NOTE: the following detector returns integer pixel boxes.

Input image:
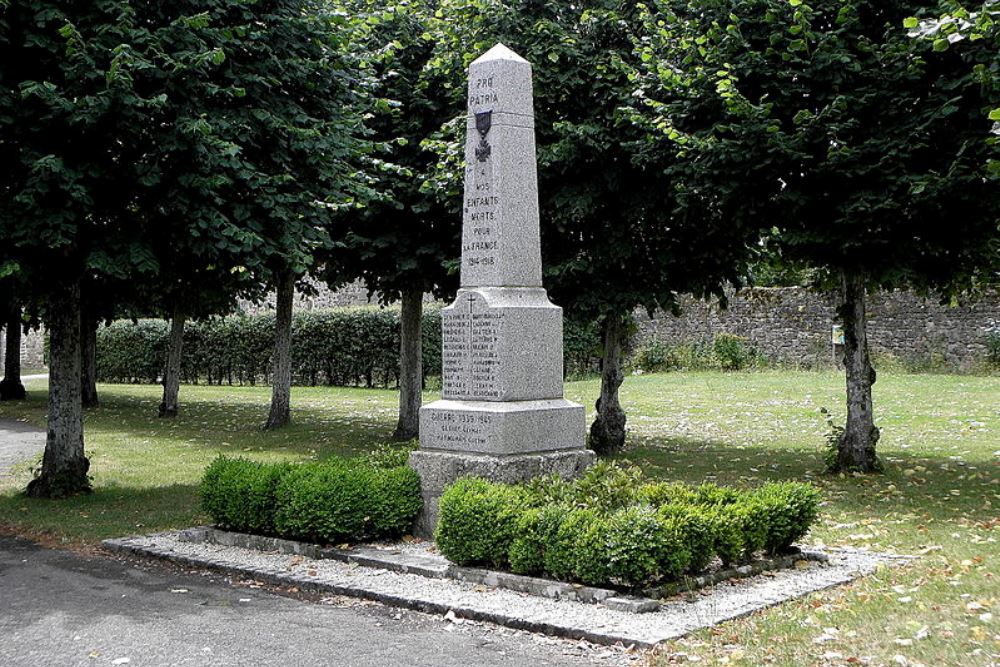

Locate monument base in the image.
[420,398,585,455]
[409,448,595,538]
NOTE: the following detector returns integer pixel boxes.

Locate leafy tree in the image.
[321,0,459,441]
[907,0,1000,175]
[0,0,371,496]
[630,0,1000,471]
[423,0,757,454]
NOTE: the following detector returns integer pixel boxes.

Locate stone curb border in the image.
[173,527,831,615]
[102,534,646,648]
[173,527,661,613]
[102,533,914,649]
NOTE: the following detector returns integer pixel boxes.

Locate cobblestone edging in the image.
[173,527,830,614]
[102,531,911,648]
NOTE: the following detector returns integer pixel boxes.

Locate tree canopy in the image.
[628,0,1000,470]
[0,0,374,495]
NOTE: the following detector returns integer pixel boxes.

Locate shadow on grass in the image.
[0,482,203,543]
[619,435,999,525]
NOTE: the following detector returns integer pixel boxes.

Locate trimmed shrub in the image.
[436,463,822,590]
[637,481,698,507]
[577,506,692,588]
[754,482,822,554]
[509,503,570,576]
[731,499,771,561]
[96,306,601,386]
[200,457,291,535]
[435,477,529,568]
[200,455,421,544]
[368,466,424,536]
[657,504,716,573]
[703,507,745,567]
[544,507,598,581]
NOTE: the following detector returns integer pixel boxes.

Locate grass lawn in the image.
[1,370,998,666]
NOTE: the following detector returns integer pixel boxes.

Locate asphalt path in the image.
[0,420,624,667]
[0,419,45,480]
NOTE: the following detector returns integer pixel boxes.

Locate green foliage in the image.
[632,340,679,373]
[0,0,374,314]
[711,334,761,372]
[657,504,717,573]
[365,441,419,470]
[630,0,1000,299]
[985,324,1000,369]
[436,464,822,589]
[630,335,764,374]
[321,0,459,303]
[435,477,529,568]
[575,505,692,587]
[95,307,599,385]
[563,317,602,378]
[96,320,170,384]
[96,308,442,388]
[200,455,421,543]
[755,482,823,554]
[423,0,757,326]
[819,406,847,471]
[703,507,746,567]
[200,457,292,535]
[543,507,597,581]
[570,461,646,510]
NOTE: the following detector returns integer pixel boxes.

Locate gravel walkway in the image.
[107,531,911,648]
[0,420,45,479]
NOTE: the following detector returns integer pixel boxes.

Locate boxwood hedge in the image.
[436,463,821,591]
[200,453,421,543]
[96,307,601,387]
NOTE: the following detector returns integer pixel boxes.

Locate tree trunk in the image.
[264,270,295,430]
[832,270,880,473]
[26,280,90,498]
[80,310,99,408]
[393,287,423,441]
[589,314,627,455]
[158,307,186,418]
[0,300,25,401]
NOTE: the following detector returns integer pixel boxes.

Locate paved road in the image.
[0,536,626,667]
[0,421,625,666]
[0,419,45,480]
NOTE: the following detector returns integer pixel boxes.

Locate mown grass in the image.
[1,370,997,666]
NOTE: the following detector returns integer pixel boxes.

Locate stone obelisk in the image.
[410,44,593,536]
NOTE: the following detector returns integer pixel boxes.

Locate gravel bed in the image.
[105,531,910,648]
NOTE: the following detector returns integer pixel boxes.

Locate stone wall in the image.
[0,326,46,372]
[634,287,1000,370]
[13,285,998,373]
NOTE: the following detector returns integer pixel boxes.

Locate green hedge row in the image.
[200,450,421,543]
[97,307,601,387]
[435,462,820,590]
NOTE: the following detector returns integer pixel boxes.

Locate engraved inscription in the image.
[464,74,500,272]
[441,293,506,400]
[469,76,498,109]
[427,410,494,448]
[463,168,500,270]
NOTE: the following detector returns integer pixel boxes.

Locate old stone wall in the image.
[635,287,1000,370]
[0,325,46,372]
[14,286,999,373]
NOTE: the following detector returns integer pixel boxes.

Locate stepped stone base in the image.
[420,398,585,455]
[409,448,595,537]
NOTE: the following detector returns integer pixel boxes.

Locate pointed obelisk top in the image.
[472,43,529,66]
[460,44,541,288]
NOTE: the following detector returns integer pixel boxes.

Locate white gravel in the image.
[109,532,909,648]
